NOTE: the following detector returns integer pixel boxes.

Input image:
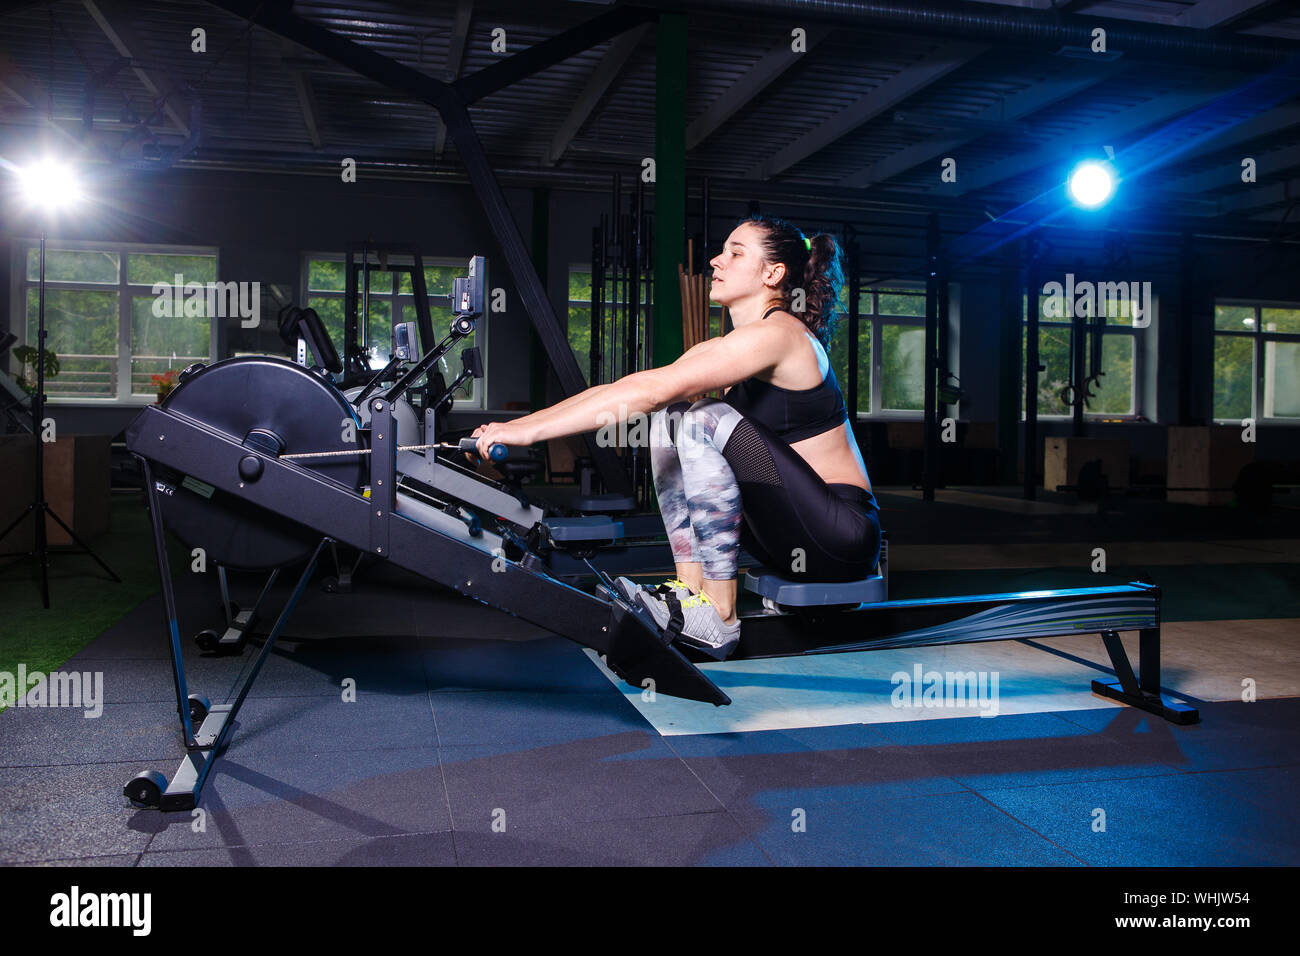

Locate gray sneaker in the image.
[635,589,741,661]
[614,576,695,605]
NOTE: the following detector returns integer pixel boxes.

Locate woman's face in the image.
[709,223,782,308]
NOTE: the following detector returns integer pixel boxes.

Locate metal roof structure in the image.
[1,0,1297,220]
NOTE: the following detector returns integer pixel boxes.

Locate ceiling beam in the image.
[841,58,1127,188]
[81,0,190,135]
[435,0,473,160]
[750,40,988,180]
[0,67,42,110]
[544,23,649,166]
[1147,101,1300,185]
[0,63,86,150]
[281,40,322,148]
[686,25,831,151]
[1215,175,1300,215]
[1166,142,1300,195]
[950,84,1228,196]
[1177,0,1278,29]
[963,1,1055,9]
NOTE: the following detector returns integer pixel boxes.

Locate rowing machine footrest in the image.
[543,516,624,548]
[497,457,543,483]
[743,568,886,607]
[571,493,636,513]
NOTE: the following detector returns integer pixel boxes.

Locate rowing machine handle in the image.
[457,437,509,462]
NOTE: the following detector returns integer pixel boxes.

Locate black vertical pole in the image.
[1024,238,1042,501]
[845,226,860,421]
[1072,260,1086,438]
[34,235,49,608]
[701,177,711,337]
[997,240,1021,485]
[923,214,939,502]
[529,187,550,411]
[590,224,603,386]
[937,248,950,426]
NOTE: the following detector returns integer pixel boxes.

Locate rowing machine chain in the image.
[281,443,456,460]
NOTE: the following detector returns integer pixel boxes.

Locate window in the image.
[1214,302,1300,422]
[13,242,217,402]
[1021,291,1142,419]
[568,267,650,386]
[303,255,480,405]
[566,268,913,417]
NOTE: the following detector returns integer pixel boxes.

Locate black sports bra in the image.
[723,306,849,444]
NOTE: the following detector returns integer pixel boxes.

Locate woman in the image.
[473,215,882,660]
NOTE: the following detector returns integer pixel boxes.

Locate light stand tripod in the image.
[0,234,120,608]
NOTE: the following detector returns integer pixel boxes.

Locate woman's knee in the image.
[651,401,693,446]
[679,399,744,453]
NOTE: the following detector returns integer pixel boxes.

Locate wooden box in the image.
[1167,425,1255,506]
[0,433,111,549]
[0,435,36,563]
[1043,436,1130,492]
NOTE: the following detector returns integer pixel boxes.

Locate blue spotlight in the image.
[1067,160,1116,208]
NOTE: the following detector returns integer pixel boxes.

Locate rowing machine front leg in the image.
[1092,626,1199,725]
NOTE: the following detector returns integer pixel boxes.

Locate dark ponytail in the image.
[739,214,845,348]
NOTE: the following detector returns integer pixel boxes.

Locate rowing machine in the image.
[120,255,1198,812]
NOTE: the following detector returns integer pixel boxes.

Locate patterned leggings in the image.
[649,399,882,582]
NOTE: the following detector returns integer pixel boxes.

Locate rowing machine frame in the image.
[122,369,1198,811]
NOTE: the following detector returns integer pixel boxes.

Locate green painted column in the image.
[529,186,550,412]
[653,11,686,370]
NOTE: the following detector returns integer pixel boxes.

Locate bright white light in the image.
[1068,161,1115,208]
[18,161,83,211]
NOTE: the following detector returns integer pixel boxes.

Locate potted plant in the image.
[150,369,179,403]
[12,344,59,395]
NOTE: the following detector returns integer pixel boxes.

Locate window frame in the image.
[301,252,484,408]
[860,285,927,419]
[1213,298,1300,425]
[10,238,220,405]
[1021,291,1146,422]
[567,263,651,387]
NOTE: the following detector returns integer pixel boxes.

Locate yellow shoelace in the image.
[678,592,713,610]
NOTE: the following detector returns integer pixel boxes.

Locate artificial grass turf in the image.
[0,492,185,712]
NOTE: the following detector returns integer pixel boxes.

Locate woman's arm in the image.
[518,380,613,433]
[474,323,789,454]
[523,371,659,444]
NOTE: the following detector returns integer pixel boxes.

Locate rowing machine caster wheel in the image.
[188,695,210,723]
[195,628,221,652]
[124,770,167,809]
[321,576,339,593]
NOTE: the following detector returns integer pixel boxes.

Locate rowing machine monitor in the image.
[453,255,485,317]
[393,321,418,362]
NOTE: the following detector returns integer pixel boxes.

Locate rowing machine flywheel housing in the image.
[154,356,365,570]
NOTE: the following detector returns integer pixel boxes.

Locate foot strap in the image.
[662,591,686,637]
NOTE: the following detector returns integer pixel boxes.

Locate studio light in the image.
[0,156,117,608]
[17,159,83,212]
[1067,160,1116,209]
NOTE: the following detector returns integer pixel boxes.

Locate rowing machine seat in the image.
[743,568,886,607]
[571,493,636,513]
[544,515,624,547]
